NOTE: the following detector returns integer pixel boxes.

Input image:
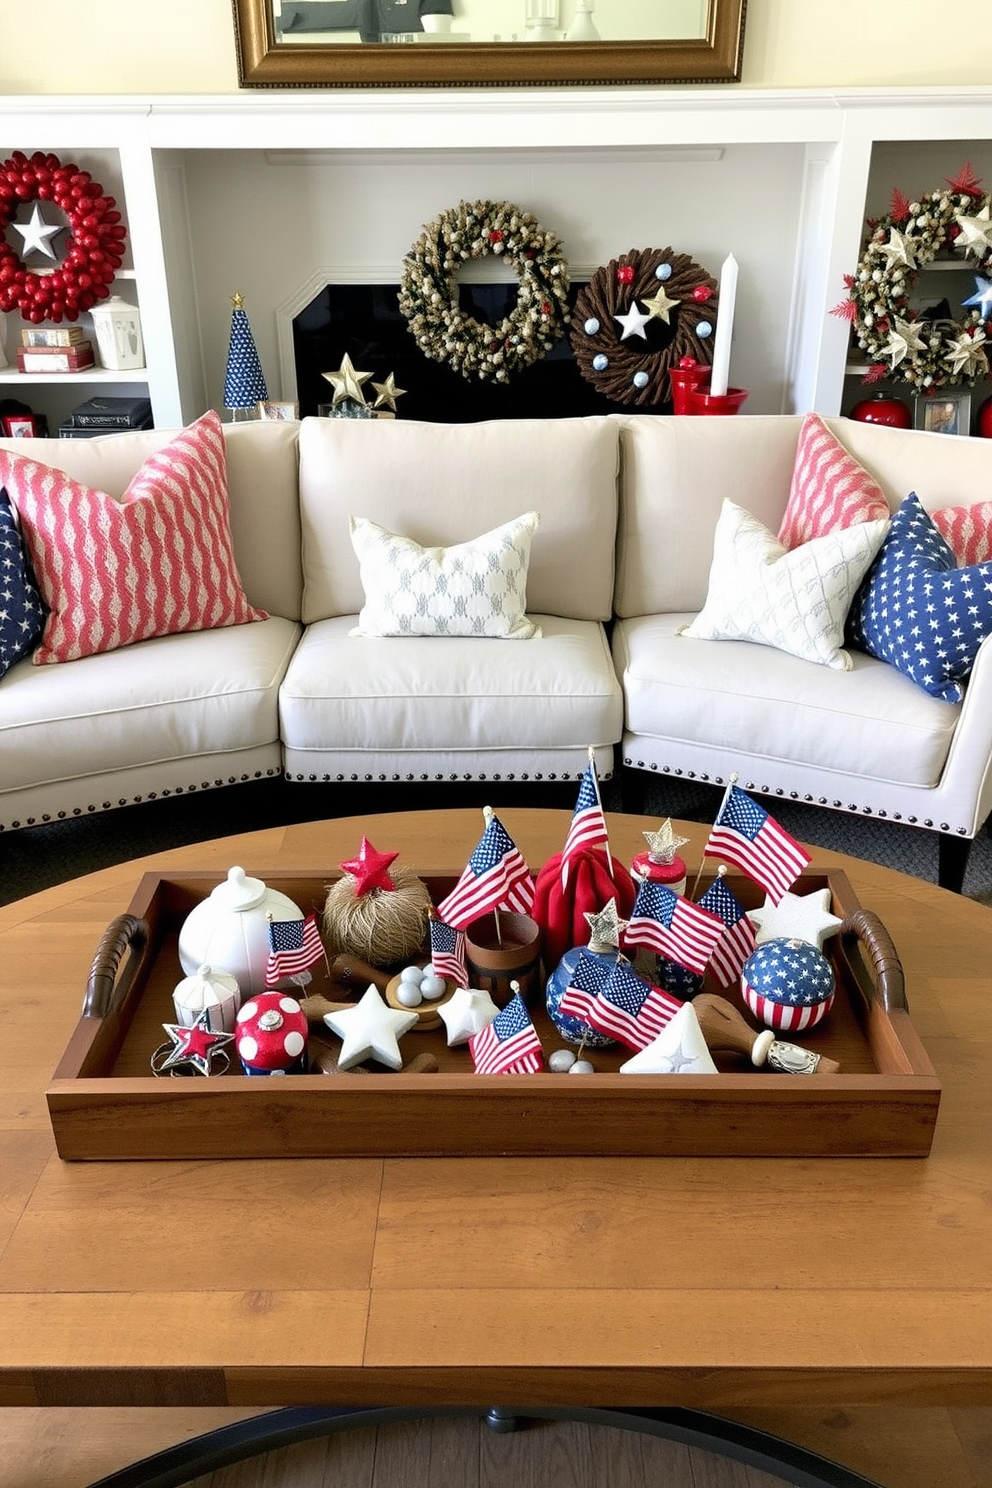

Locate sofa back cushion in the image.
[0,418,303,622]
[298,416,619,624]
[613,415,804,618]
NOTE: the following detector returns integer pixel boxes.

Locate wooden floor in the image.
[2,1408,990,1488]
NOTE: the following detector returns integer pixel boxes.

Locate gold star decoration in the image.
[584,898,628,951]
[642,819,690,865]
[371,372,406,412]
[943,326,989,377]
[230,291,245,310]
[954,201,992,257]
[322,352,374,407]
[876,227,918,271]
[640,286,681,325]
[884,316,928,368]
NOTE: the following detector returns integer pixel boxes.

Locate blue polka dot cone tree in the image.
[224,292,268,414]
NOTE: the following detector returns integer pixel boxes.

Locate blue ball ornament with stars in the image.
[741,937,835,1033]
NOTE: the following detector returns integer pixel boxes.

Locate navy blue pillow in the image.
[849,490,992,703]
[0,485,45,678]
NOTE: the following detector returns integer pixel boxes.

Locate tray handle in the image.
[83,913,149,1019]
[839,908,907,1013]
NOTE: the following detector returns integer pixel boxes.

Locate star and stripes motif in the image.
[704,785,810,905]
[562,954,682,1051]
[625,878,725,974]
[560,758,610,888]
[265,913,324,987]
[437,811,535,931]
[429,914,468,987]
[469,990,544,1074]
[697,874,757,988]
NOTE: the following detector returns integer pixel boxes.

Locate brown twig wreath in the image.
[831,163,992,392]
[0,150,126,322]
[570,247,719,407]
[398,199,570,383]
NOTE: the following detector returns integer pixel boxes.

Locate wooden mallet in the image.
[694,992,841,1075]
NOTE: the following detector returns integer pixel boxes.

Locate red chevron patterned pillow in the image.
[0,411,266,664]
[777,413,890,549]
[930,500,992,567]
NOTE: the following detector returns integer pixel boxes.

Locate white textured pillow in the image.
[678,499,889,671]
[349,511,541,639]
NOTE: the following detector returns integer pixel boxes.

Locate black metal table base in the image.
[86,1405,883,1488]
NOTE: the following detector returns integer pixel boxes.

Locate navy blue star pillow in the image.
[848,490,992,703]
[0,485,46,679]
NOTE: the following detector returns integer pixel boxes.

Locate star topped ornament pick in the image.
[584,898,628,951]
[322,352,374,407]
[613,302,652,341]
[339,837,398,897]
[372,372,406,412]
[323,983,419,1070]
[11,202,63,260]
[642,820,690,866]
[156,1008,234,1076]
[640,285,681,325]
[747,887,844,952]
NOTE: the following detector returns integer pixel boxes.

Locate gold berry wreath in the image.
[570,247,719,407]
[398,199,571,383]
[832,164,992,392]
[0,150,127,322]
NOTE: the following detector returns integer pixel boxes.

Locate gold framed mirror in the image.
[232,0,747,88]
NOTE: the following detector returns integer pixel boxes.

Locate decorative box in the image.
[89,296,145,371]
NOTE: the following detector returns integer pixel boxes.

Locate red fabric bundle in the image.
[532,847,637,973]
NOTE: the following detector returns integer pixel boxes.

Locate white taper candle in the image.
[709,252,739,398]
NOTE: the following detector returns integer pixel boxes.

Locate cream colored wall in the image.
[2,0,992,93]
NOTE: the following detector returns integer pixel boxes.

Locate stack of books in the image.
[17,325,96,373]
[58,396,153,439]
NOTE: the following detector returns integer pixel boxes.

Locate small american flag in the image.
[436,812,535,931]
[561,758,609,888]
[705,785,810,905]
[469,990,543,1074]
[698,874,757,987]
[429,915,468,987]
[558,947,614,1026]
[265,913,323,986]
[583,959,683,1051]
[625,879,725,974]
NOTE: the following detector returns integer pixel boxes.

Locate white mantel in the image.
[2,87,991,428]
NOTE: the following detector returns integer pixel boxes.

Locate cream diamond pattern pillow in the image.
[678,499,889,671]
[349,511,541,639]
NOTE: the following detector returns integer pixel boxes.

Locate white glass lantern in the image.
[90,296,145,371]
[172,964,242,1034]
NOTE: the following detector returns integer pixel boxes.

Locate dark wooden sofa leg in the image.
[938,832,972,894]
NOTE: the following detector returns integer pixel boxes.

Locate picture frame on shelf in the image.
[258,399,299,421]
[1,414,38,438]
[914,391,972,437]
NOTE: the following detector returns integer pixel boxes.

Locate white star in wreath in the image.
[10,203,62,261]
[613,302,652,341]
[943,326,989,377]
[963,275,992,318]
[884,317,928,368]
[954,201,992,257]
[876,227,918,271]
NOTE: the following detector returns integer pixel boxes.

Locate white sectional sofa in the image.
[2,409,992,892]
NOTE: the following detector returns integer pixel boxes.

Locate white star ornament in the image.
[438,985,500,1046]
[877,228,917,271]
[962,275,992,318]
[619,1003,718,1075]
[747,888,844,952]
[613,302,652,341]
[323,984,418,1070]
[11,203,62,260]
[953,202,992,257]
[884,317,928,369]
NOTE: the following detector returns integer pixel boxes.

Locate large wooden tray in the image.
[46,867,941,1160]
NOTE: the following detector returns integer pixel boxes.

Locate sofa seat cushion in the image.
[0,616,301,796]
[279,614,623,775]
[614,614,959,789]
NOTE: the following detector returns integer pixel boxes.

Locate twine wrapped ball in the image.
[571,246,719,407]
[322,864,432,968]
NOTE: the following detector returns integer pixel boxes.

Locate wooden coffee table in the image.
[1,809,990,1486]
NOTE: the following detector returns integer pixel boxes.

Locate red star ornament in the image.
[339,837,399,896]
[159,1009,234,1076]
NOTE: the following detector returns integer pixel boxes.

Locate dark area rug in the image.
[2,771,990,909]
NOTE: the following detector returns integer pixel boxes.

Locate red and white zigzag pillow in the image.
[777,413,890,549]
[778,411,992,566]
[0,410,266,664]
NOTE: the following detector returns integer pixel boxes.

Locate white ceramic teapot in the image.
[177,866,305,998]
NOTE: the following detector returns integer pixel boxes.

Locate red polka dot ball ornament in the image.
[236,992,309,1075]
[0,150,126,321]
[740,937,836,1033]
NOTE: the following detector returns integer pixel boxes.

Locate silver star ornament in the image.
[953,201,992,257]
[962,275,992,318]
[884,317,928,368]
[584,898,628,950]
[943,327,988,377]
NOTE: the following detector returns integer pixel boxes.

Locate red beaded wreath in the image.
[0,150,127,322]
